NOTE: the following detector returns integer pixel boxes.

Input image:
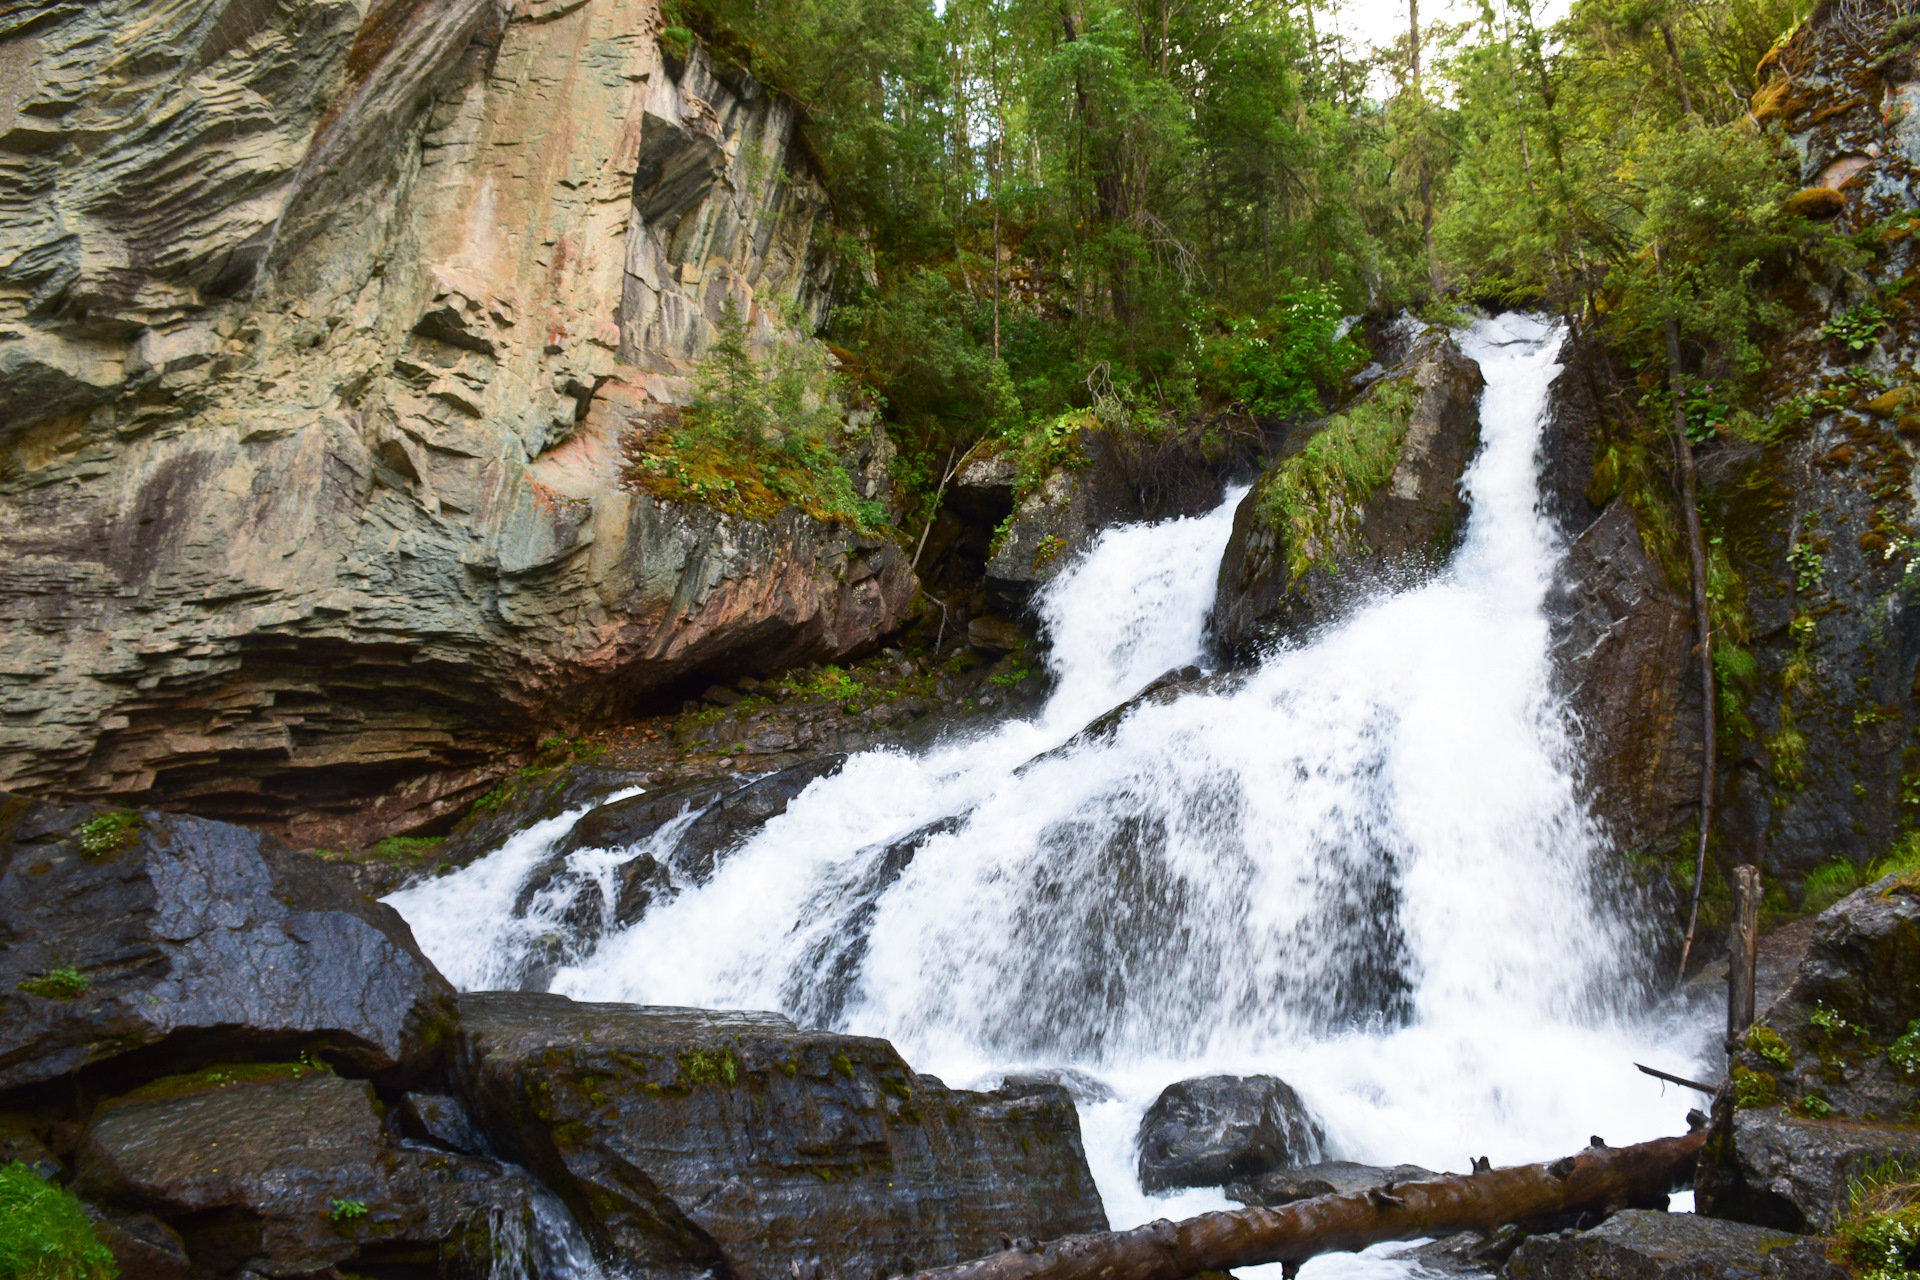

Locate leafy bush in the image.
[0,1162,117,1280]
[1839,1161,1920,1280]
[1200,289,1364,418]
[1824,301,1889,354]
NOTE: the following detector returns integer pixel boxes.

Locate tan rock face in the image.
[0,0,914,846]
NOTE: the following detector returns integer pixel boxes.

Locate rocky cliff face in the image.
[1552,0,1920,892]
[0,0,913,848]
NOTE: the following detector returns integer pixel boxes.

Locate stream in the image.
[390,313,1717,1277]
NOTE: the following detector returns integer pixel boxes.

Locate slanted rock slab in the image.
[1211,325,1485,651]
[450,991,1108,1280]
[1227,1160,1435,1206]
[0,795,456,1091]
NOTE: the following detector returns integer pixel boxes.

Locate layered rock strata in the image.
[0,0,912,848]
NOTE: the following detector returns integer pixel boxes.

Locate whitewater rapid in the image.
[390,314,1712,1260]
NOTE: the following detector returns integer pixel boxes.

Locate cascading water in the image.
[391,314,1713,1263]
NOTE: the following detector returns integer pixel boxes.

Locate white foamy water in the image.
[392,314,1713,1255]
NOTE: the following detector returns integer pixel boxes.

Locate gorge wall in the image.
[0,0,914,849]
[1549,0,1920,909]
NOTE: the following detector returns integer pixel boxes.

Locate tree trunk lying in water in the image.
[907,1131,1707,1280]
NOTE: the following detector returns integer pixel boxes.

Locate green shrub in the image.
[1888,1022,1920,1076]
[0,1162,118,1280]
[1199,288,1364,418]
[1838,1161,1920,1280]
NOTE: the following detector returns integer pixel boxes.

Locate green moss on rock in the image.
[1255,378,1418,581]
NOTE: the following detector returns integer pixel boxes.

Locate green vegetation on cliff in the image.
[0,1162,117,1280]
[1257,377,1419,580]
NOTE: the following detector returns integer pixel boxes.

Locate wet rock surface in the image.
[1135,1073,1325,1192]
[0,794,455,1092]
[451,991,1108,1280]
[1700,877,1920,1229]
[1506,1210,1840,1280]
[1225,1160,1436,1206]
[1211,325,1485,652]
[0,1,911,848]
[75,1067,536,1280]
[967,416,1287,602]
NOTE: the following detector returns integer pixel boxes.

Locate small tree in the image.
[688,296,775,457]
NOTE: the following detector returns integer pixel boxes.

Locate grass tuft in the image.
[0,1161,118,1280]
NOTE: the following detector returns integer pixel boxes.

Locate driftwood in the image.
[1729,864,1763,1042]
[908,1131,1707,1280]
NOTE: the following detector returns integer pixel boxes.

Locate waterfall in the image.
[390,314,1711,1254]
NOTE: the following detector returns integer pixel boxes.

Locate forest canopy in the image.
[661,0,1821,517]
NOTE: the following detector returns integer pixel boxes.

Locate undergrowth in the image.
[625,297,886,531]
[1837,1159,1920,1280]
[0,1162,118,1280]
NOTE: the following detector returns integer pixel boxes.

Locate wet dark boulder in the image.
[1699,877,1920,1229]
[1225,1160,1435,1207]
[1211,325,1485,652]
[74,1066,537,1280]
[1135,1073,1325,1192]
[552,778,737,860]
[1506,1209,1840,1280]
[0,795,456,1092]
[1699,1105,1920,1233]
[450,991,1107,1280]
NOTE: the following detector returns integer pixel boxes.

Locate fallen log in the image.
[909,1130,1707,1280]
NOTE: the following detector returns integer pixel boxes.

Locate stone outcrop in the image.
[1210,326,1484,652]
[949,415,1286,603]
[1505,1209,1841,1280]
[1699,874,1920,1230]
[2,797,1112,1280]
[0,0,913,849]
[0,793,455,1092]
[451,991,1109,1280]
[1134,1073,1324,1193]
[75,1067,537,1280]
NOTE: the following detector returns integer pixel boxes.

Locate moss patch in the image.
[117,1058,332,1105]
[1255,377,1418,581]
[15,969,88,1001]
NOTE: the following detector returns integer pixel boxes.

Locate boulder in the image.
[1698,1105,1920,1233]
[1211,325,1484,652]
[450,992,1108,1280]
[1506,1210,1842,1280]
[1134,1074,1325,1192]
[1225,1160,1435,1207]
[1699,876,1920,1229]
[74,1066,539,1280]
[666,755,849,885]
[0,796,456,1092]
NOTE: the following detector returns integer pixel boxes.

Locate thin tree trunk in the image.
[1661,21,1697,118]
[903,1133,1706,1280]
[1410,0,1442,297]
[1666,307,1718,980]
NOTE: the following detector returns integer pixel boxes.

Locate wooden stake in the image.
[900,1132,1706,1280]
[1728,863,1761,1042]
